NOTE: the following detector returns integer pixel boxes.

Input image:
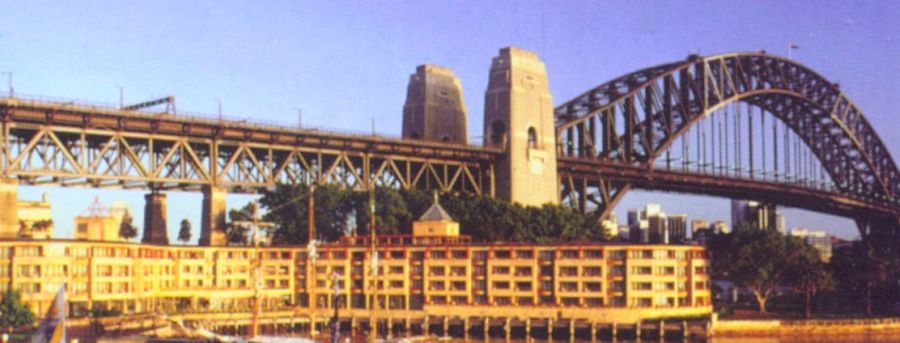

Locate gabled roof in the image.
[419,202,454,221]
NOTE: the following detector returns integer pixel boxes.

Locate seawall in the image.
[713,317,900,337]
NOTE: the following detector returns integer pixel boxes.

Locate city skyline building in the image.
[791,228,834,262]
[628,204,688,244]
[668,214,688,244]
[731,200,780,231]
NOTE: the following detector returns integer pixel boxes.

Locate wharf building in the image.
[0,202,712,329]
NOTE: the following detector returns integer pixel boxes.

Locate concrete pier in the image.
[142,192,169,244]
[200,186,227,246]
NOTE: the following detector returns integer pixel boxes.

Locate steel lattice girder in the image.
[0,100,499,194]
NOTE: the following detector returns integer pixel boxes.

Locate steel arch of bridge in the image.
[555,52,900,224]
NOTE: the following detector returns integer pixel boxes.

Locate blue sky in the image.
[1,1,898,241]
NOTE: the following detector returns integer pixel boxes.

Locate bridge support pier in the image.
[0,178,17,239]
[200,186,227,246]
[142,192,169,244]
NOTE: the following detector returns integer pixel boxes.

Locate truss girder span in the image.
[0,100,498,195]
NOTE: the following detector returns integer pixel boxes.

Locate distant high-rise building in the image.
[648,213,669,244]
[691,219,710,238]
[628,207,649,243]
[668,214,688,244]
[775,213,786,234]
[712,221,730,234]
[791,228,833,262]
[601,213,619,239]
[617,225,630,241]
[628,204,664,243]
[731,200,778,231]
[628,204,685,244]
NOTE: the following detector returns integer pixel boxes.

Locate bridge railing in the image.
[0,94,491,150]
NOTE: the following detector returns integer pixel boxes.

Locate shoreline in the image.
[713,316,900,337]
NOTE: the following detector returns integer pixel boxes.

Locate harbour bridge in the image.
[0,48,896,244]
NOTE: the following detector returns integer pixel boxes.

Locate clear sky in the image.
[1,0,898,242]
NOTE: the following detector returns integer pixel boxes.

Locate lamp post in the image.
[116,85,123,108]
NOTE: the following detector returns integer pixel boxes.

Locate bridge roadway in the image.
[558,157,897,220]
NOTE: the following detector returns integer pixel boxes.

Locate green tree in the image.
[226,203,254,246]
[709,224,793,313]
[785,240,832,318]
[0,289,34,332]
[258,183,607,245]
[178,218,192,244]
[830,241,894,316]
[259,184,354,245]
[118,210,138,240]
[354,188,414,236]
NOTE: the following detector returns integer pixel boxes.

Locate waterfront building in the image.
[74,198,126,242]
[790,228,833,262]
[3,203,712,325]
[648,214,668,244]
[17,193,53,239]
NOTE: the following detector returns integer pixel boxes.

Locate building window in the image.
[490,121,507,146]
[527,127,538,148]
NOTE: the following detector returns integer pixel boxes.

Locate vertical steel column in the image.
[773,115,779,180]
[624,97,635,162]
[645,86,655,159]
[664,76,673,169]
[602,108,615,158]
[748,104,754,179]
[761,108,766,176]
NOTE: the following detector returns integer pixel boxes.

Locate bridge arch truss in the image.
[555,53,900,231]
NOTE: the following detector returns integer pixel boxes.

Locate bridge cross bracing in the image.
[0,97,498,194]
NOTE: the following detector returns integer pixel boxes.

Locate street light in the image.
[215,98,223,122]
[116,85,123,108]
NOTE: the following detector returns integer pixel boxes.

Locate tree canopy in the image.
[709,223,830,314]
[254,184,607,245]
[178,218,192,244]
[118,211,138,240]
[829,240,897,316]
[0,289,34,330]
